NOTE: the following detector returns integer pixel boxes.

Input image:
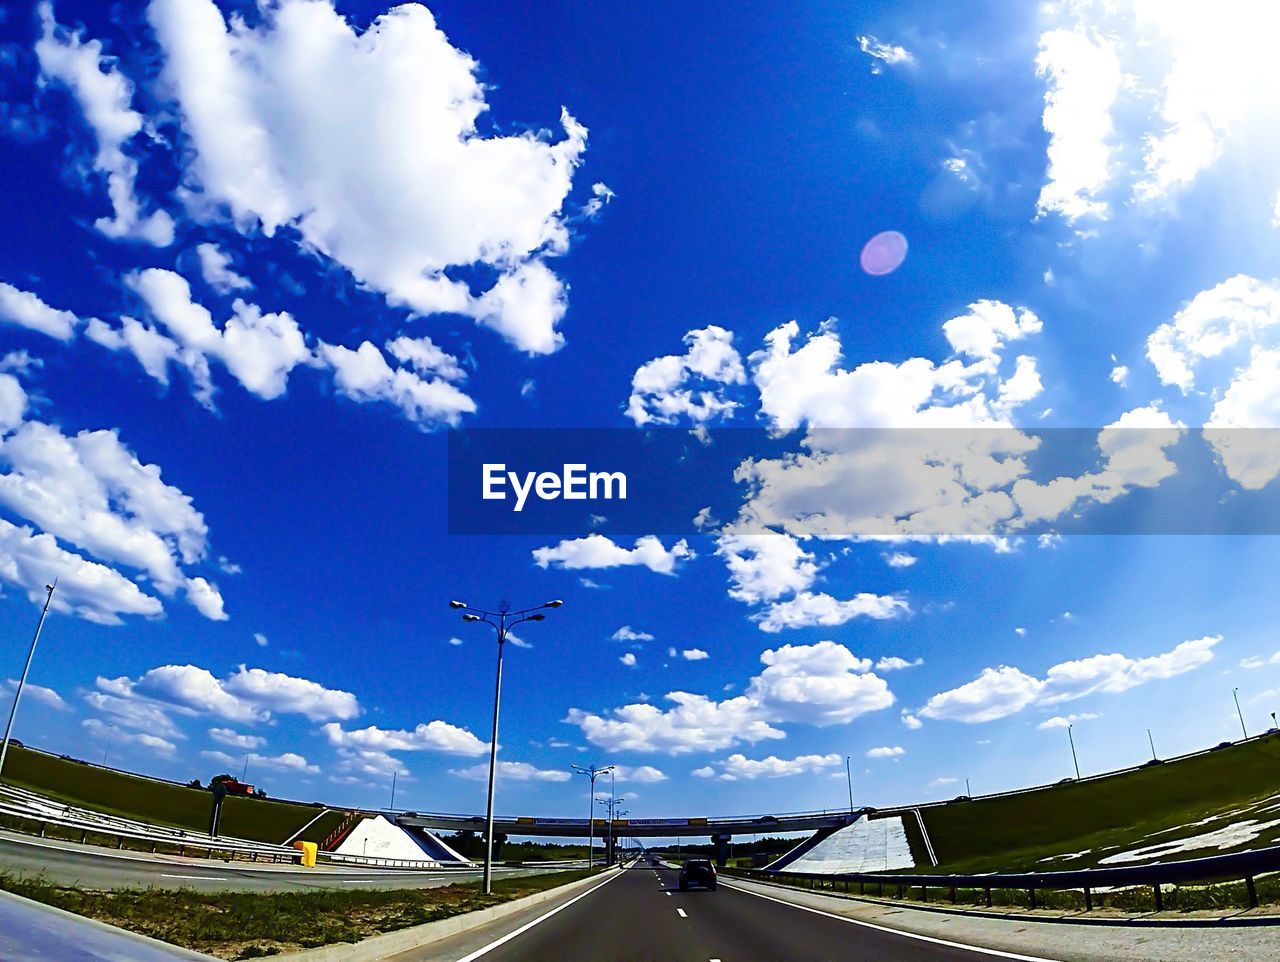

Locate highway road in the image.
[415,863,1061,962]
[0,832,545,892]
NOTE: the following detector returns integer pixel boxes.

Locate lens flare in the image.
[859,230,909,276]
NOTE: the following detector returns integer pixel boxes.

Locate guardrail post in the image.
[1153,884,1163,911]
[985,887,992,907]
[117,835,124,849]
[1084,887,1092,911]
[1029,887,1037,909]
[897,882,904,899]
[949,885,957,904]
[38,822,46,838]
[920,884,928,902]
[859,881,865,895]
[1246,875,1258,909]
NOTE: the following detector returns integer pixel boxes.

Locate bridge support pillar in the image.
[489,833,507,861]
[712,833,731,867]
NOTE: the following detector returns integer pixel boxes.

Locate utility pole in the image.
[452,598,562,895]
[845,755,854,813]
[1233,688,1248,739]
[1147,728,1157,761]
[1067,724,1081,780]
[0,582,56,780]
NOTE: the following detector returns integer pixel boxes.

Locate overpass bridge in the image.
[395,808,869,865]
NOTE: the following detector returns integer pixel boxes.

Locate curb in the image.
[279,868,621,961]
[720,874,1280,929]
[0,888,218,960]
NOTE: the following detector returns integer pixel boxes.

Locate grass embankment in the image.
[916,732,1280,873]
[726,868,1280,914]
[0,869,592,960]
[1,745,344,844]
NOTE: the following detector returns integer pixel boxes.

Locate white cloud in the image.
[208,727,265,750]
[36,4,174,246]
[83,718,177,756]
[1034,27,1121,223]
[856,35,914,74]
[318,339,474,429]
[184,576,226,621]
[532,534,694,575]
[566,640,893,754]
[450,760,569,782]
[752,590,909,633]
[253,632,268,647]
[900,710,923,730]
[920,635,1220,723]
[876,656,923,672]
[611,765,668,783]
[0,372,26,436]
[148,0,589,354]
[1,678,69,712]
[681,649,709,661]
[713,752,842,780]
[1110,364,1129,386]
[883,552,917,569]
[196,243,252,293]
[248,751,318,774]
[100,664,360,727]
[321,720,487,757]
[626,326,746,427]
[866,745,905,759]
[716,533,817,605]
[612,626,654,642]
[620,652,637,667]
[0,283,80,340]
[1037,713,1100,730]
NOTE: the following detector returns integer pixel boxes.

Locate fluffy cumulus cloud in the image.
[36,4,174,245]
[92,664,360,733]
[857,35,914,74]
[721,752,842,780]
[320,720,488,757]
[449,760,570,782]
[0,283,80,340]
[2,678,69,712]
[147,0,590,355]
[611,764,668,783]
[1034,0,1280,227]
[1037,713,1100,730]
[196,243,252,294]
[318,338,474,429]
[532,534,694,575]
[919,635,1220,723]
[83,717,177,756]
[866,745,905,759]
[208,727,265,750]
[0,406,225,623]
[565,640,893,753]
[752,591,908,633]
[612,626,654,642]
[625,326,746,427]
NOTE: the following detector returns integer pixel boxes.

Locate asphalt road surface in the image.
[435,863,1061,962]
[0,832,543,892]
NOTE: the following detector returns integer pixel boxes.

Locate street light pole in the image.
[390,768,398,811]
[844,755,854,813]
[1067,724,1081,780]
[0,582,56,780]
[102,724,115,767]
[608,769,615,865]
[452,598,563,895]
[573,763,613,872]
[1233,688,1248,739]
[1147,728,1157,761]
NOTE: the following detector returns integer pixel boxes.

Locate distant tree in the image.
[209,773,235,788]
[253,787,267,798]
[186,779,203,790]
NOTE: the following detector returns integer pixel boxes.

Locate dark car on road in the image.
[679,857,717,891]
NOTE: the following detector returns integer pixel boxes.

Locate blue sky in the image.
[3,0,1280,825]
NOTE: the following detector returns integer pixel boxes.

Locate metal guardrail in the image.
[725,844,1280,911]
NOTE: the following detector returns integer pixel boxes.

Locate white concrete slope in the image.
[782,815,915,874]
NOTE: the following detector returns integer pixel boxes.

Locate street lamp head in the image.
[527,613,545,622]
[544,599,564,608]
[449,600,467,609]
[462,613,482,622]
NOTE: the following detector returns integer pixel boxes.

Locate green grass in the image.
[1,745,345,845]
[0,868,592,960]
[912,732,1280,873]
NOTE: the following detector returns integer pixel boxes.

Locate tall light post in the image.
[1147,728,1158,761]
[1067,724,1081,780]
[102,724,115,767]
[389,767,398,811]
[573,763,613,872]
[1233,687,1248,739]
[844,755,854,814]
[609,769,616,864]
[0,582,56,780]
[453,598,563,895]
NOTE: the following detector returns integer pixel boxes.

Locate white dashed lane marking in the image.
[676,908,688,918]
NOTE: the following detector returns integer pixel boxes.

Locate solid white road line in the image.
[720,881,1061,962]
[453,870,624,962]
[160,874,228,881]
